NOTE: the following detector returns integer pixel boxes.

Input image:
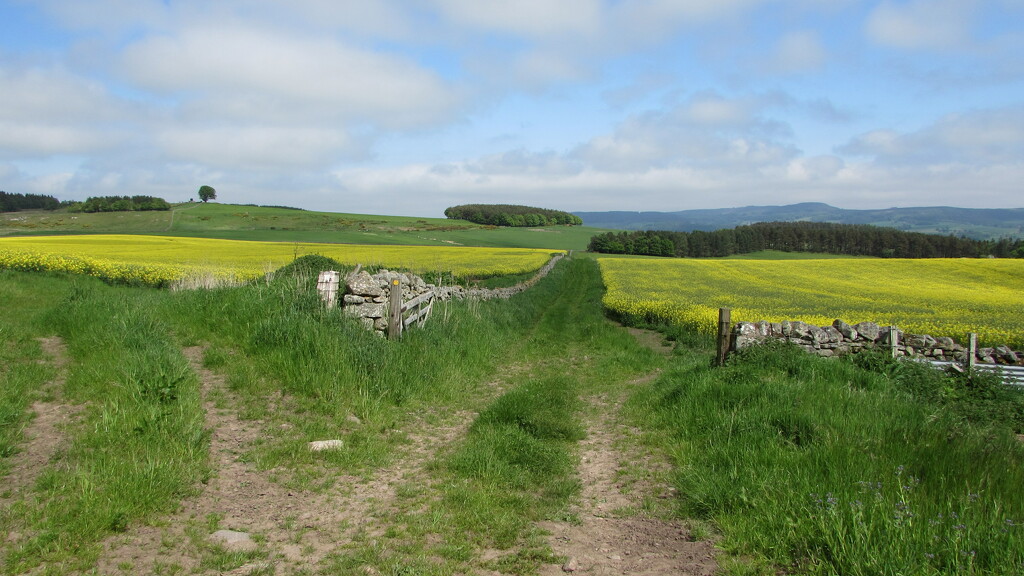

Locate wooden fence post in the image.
[968,333,977,372]
[388,278,402,340]
[316,270,340,308]
[716,308,732,367]
[889,326,899,358]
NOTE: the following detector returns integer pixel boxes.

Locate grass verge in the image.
[628,338,1024,575]
[3,280,208,574]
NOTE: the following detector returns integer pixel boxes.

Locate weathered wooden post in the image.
[968,333,977,372]
[716,308,731,367]
[316,270,340,308]
[388,278,403,340]
[889,326,899,358]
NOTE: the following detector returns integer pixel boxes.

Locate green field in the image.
[2,207,1023,575]
[2,259,1022,575]
[0,203,607,250]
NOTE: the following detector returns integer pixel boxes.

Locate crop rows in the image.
[0,235,558,288]
[599,257,1024,347]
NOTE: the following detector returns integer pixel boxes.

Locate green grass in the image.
[2,280,209,574]
[627,338,1024,575]
[4,248,1024,575]
[0,255,654,574]
[2,203,609,250]
[0,272,66,474]
[325,258,663,574]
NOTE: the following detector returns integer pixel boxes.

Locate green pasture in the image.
[1,203,607,251]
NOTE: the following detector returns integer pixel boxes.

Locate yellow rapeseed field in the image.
[0,235,558,288]
[599,257,1024,347]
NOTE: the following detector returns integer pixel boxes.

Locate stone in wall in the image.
[732,318,1023,367]
[346,270,382,297]
[833,319,858,341]
[854,322,881,341]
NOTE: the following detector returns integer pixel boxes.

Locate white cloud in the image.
[156,126,360,169]
[768,31,827,74]
[866,0,977,50]
[318,101,1024,214]
[120,25,459,129]
[5,0,1022,215]
[32,0,169,32]
[611,0,769,32]
[0,65,128,157]
[839,106,1024,164]
[785,155,845,181]
[433,0,603,38]
[679,92,756,125]
[462,149,583,177]
[571,92,796,172]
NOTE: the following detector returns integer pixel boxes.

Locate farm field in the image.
[0,202,607,251]
[1,253,1022,575]
[599,256,1024,347]
[0,234,560,287]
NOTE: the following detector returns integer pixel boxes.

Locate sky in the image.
[1,0,1022,217]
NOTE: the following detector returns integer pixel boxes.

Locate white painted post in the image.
[316,271,341,308]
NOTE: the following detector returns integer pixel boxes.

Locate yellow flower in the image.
[598,257,1024,348]
[0,235,560,289]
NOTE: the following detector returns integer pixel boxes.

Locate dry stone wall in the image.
[732,319,1023,367]
[338,253,565,337]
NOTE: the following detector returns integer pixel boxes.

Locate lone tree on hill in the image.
[198,185,216,202]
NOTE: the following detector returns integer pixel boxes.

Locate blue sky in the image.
[1,0,1022,217]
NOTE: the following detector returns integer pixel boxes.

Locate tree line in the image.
[588,221,1024,259]
[444,204,583,227]
[67,196,171,213]
[0,191,61,212]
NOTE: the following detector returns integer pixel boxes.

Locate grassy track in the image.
[1,276,208,574]
[0,258,662,574]
[0,273,67,474]
[324,257,666,573]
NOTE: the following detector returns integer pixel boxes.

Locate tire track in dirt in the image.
[93,346,494,575]
[95,346,366,574]
[538,328,717,576]
[2,337,76,508]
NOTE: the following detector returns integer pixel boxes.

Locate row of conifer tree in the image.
[587,221,1024,258]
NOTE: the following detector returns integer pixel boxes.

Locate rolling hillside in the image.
[0,202,606,251]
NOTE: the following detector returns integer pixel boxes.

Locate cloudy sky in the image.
[1,1,1022,217]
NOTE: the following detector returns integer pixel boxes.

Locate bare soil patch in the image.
[86,325,714,575]
[624,326,675,358]
[535,325,716,575]
[538,381,716,576]
[93,346,488,575]
[2,337,76,502]
[94,346,369,574]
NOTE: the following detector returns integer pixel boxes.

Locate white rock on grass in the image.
[209,529,257,552]
[308,439,344,452]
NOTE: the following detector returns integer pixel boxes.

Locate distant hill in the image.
[574,203,1024,240]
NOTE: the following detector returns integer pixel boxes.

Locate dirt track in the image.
[6,330,717,575]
